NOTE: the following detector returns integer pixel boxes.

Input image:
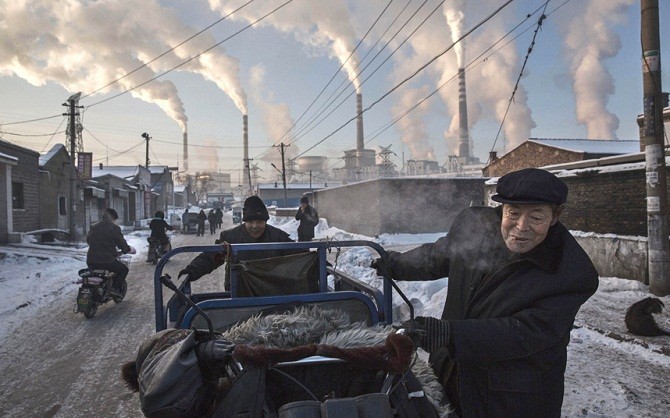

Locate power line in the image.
[85,0,294,109]
[81,1,255,100]
[296,0,514,159]
[0,114,63,126]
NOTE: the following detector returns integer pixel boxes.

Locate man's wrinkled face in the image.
[244,220,267,238]
[500,203,562,253]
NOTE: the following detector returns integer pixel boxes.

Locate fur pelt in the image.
[222,305,449,415]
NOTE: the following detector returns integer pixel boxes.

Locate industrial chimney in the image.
[243,114,250,194]
[356,93,364,167]
[457,68,470,162]
[183,130,189,172]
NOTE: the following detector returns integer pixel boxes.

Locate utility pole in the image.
[244,158,253,196]
[641,0,669,296]
[63,93,81,241]
[142,133,151,168]
[273,143,289,207]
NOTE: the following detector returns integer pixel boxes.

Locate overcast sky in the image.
[1,0,668,183]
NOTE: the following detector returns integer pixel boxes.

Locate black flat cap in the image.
[491,168,567,205]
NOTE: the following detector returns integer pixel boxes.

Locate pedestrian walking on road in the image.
[196,210,207,236]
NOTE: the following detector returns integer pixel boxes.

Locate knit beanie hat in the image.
[243,196,269,222]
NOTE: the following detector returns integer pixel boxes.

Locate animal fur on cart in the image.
[122,305,450,417]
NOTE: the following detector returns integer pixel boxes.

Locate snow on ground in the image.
[1,216,669,416]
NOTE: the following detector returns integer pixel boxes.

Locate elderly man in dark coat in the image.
[373,168,599,417]
[179,196,297,289]
[295,195,319,242]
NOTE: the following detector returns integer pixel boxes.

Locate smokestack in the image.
[243,114,250,193]
[457,68,470,161]
[183,130,189,172]
[356,93,364,167]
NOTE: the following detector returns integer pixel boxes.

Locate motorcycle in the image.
[147,236,171,265]
[74,254,130,319]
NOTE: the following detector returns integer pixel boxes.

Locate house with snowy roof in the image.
[483,138,640,177]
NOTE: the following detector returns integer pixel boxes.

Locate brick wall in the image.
[484,142,583,177]
[0,141,40,232]
[485,168,651,236]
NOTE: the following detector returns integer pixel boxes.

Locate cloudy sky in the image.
[0,0,668,183]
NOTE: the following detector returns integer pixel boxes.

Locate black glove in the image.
[178,268,195,282]
[400,316,450,353]
[195,338,235,364]
[370,257,385,276]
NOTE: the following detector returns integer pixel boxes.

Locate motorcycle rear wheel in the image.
[113,280,127,303]
[83,304,98,319]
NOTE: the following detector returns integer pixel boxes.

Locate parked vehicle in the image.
[232,206,242,224]
[74,254,130,319]
[147,236,171,265]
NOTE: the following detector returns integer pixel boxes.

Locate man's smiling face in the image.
[500,203,561,253]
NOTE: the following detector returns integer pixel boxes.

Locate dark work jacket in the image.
[182,223,297,287]
[385,206,599,418]
[86,217,132,264]
[295,205,319,241]
[149,218,173,245]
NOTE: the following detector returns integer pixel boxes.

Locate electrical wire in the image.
[295,0,514,159]
[85,0,294,110]
[81,0,255,100]
[0,114,64,126]
[488,1,549,162]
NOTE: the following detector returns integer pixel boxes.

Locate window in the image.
[12,182,24,209]
[59,196,67,216]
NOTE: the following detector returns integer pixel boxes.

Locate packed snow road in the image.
[0,217,233,417]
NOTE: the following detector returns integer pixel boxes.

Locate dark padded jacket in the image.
[295,205,319,241]
[86,217,132,264]
[181,223,297,285]
[150,218,173,245]
[384,206,599,417]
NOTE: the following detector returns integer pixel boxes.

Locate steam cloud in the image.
[558,0,634,139]
[0,0,248,132]
[249,65,299,170]
[209,0,362,93]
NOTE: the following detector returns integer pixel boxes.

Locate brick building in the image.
[0,139,40,240]
[483,138,639,177]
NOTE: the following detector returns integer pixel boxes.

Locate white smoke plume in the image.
[391,86,435,161]
[248,65,299,171]
[557,0,634,139]
[0,0,248,131]
[445,1,466,68]
[208,0,362,93]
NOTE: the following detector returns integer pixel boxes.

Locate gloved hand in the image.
[178,267,195,282]
[399,316,450,353]
[370,257,386,276]
[195,338,235,365]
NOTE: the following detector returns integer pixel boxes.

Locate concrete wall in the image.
[574,233,647,283]
[312,177,486,236]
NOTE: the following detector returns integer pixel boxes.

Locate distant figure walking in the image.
[196,210,207,236]
[215,207,223,229]
[295,196,319,242]
[208,209,217,235]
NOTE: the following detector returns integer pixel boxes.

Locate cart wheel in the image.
[83,304,98,319]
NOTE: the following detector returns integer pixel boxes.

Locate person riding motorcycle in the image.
[149,210,174,255]
[86,208,136,298]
